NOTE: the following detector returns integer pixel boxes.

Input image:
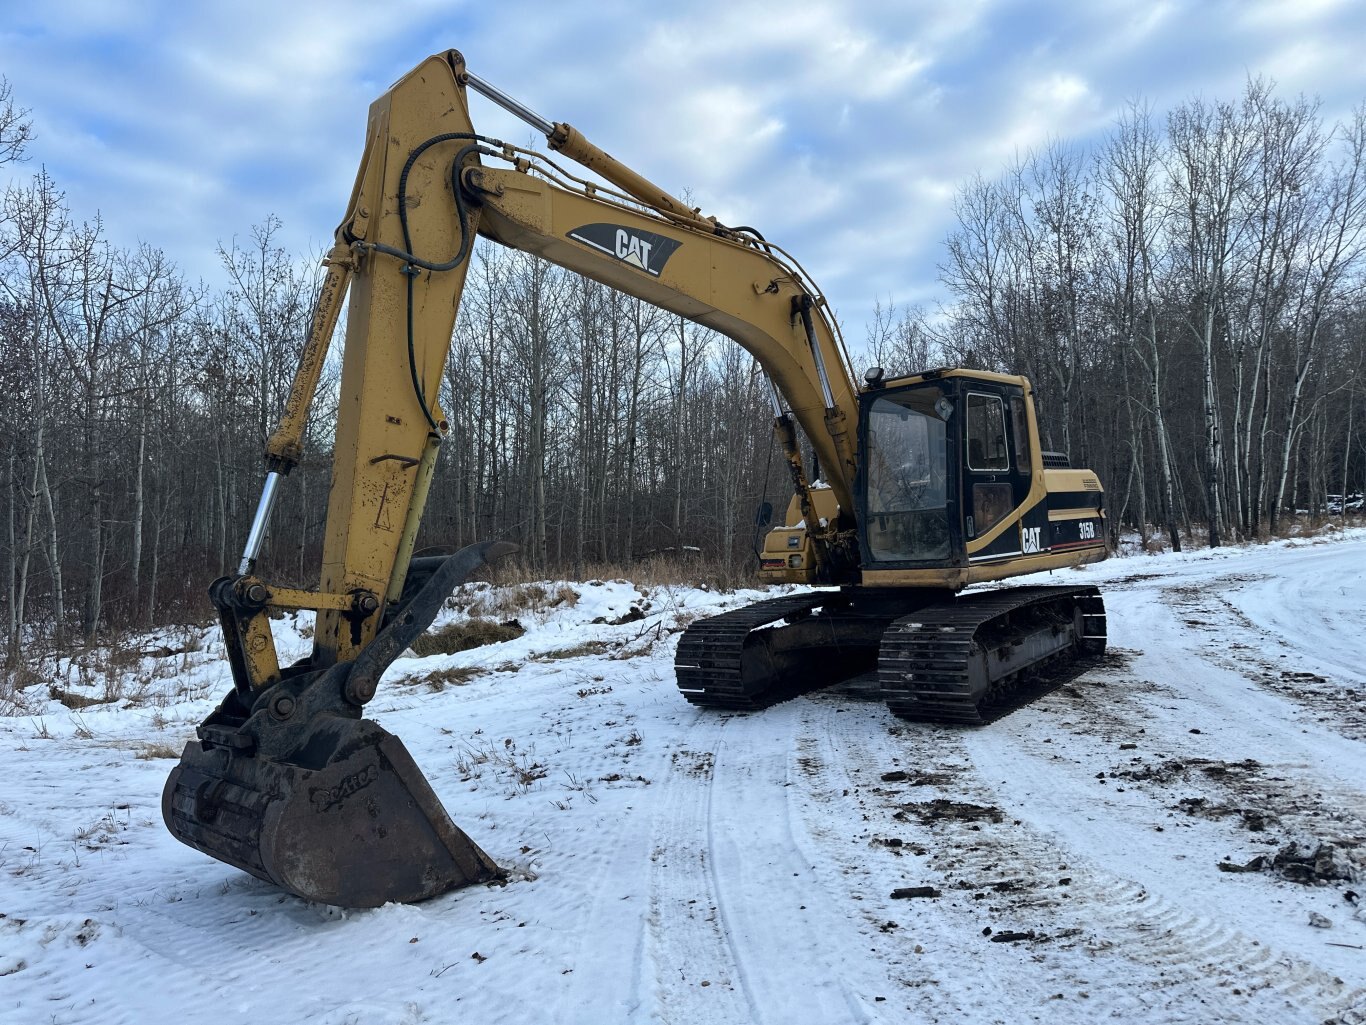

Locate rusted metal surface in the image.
[164,717,500,907]
[164,542,514,907]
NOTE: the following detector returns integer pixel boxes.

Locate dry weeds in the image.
[411,618,526,657]
[135,742,184,760]
[538,640,612,661]
[418,666,482,691]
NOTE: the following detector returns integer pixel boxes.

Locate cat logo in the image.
[1022,526,1042,554]
[567,222,682,277]
[615,229,652,269]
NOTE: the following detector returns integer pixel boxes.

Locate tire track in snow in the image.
[961,719,1366,1020]
[787,689,1366,1024]
[641,710,756,1024]
[643,703,888,1024]
[1160,569,1366,743]
[793,697,1103,1024]
[703,703,878,1024]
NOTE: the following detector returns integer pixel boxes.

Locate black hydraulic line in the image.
[718,223,774,254]
[360,133,492,270]
[794,294,836,410]
[371,135,490,432]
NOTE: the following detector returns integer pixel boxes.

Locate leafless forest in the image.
[2,76,1364,663]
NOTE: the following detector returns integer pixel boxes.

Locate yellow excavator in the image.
[163,50,1108,907]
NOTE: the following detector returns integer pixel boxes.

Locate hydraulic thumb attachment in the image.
[162,541,516,908]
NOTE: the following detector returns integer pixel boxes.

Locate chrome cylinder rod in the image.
[797,299,837,410]
[765,374,785,418]
[466,71,554,137]
[238,471,282,576]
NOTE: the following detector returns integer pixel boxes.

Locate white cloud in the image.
[1237,0,1352,28]
[3,0,1366,338]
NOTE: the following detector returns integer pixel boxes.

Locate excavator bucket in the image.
[162,714,499,907]
[162,542,514,907]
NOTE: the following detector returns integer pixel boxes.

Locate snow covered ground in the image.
[2,532,1365,1025]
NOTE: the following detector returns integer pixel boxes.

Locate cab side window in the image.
[1010,395,1031,474]
[966,393,1008,471]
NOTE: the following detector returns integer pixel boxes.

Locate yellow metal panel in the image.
[861,544,1106,589]
[315,54,483,664]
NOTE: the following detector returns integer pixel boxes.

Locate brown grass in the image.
[421,666,482,691]
[411,618,526,657]
[485,556,755,593]
[538,640,612,661]
[49,686,108,710]
[136,742,184,760]
[458,582,583,618]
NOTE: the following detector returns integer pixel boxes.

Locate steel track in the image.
[674,585,1106,724]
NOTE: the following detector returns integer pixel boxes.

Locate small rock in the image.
[891,886,941,899]
[989,930,1038,943]
[881,770,909,782]
[1274,841,1351,884]
[1217,855,1268,873]
[1308,912,1332,929]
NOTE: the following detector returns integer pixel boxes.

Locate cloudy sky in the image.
[3,0,1366,341]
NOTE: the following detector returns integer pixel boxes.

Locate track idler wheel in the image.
[162,541,515,907]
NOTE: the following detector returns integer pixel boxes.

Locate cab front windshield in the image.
[864,388,950,562]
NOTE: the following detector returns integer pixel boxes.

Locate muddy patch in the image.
[879,769,956,787]
[1110,754,1365,885]
[1110,756,1263,786]
[670,749,715,779]
[1218,841,1356,885]
[897,800,1005,825]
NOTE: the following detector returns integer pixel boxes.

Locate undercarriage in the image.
[675,585,1106,724]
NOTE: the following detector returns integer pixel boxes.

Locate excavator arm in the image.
[255,50,862,670]
[163,49,867,907]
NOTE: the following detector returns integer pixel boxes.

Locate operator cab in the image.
[856,370,1036,571]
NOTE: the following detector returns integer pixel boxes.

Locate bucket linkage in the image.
[162,542,514,907]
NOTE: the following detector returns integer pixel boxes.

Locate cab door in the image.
[961,386,1031,560]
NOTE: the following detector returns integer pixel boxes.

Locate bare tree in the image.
[0,77,32,167]
[1099,99,1183,550]
[1269,105,1366,531]
[863,298,934,375]
[1164,87,1261,546]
